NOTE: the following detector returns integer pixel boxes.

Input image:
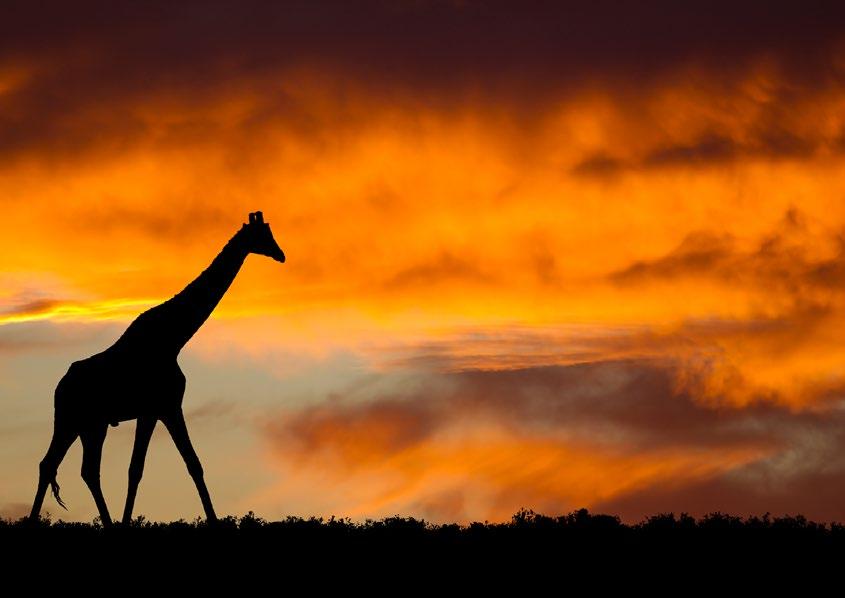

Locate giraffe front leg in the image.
[163,410,218,523]
[122,416,157,525]
[80,423,113,527]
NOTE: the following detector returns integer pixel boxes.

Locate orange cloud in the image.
[259,398,771,523]
[4,113,845,414]
[253,351,845,523]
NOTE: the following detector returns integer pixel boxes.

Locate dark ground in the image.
[5,508,843,588]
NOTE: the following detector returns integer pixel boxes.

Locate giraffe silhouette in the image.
[29,211,285,527]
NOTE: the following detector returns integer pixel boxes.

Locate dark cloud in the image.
[184,399,236,423]
[5,1,844,84]
[382,250,497,290]
[0,298,62,318]
[610,208,845,295]
[263,352,845,520]
[266,354,843,466]
[267,393,442,466]
[595,450,845,523]
[643,135,740,166]
[369,315,824,381]
[0,319,123,353]
[570,154,627,177]
[2,1,845,162]
[75,203,233,240]
[573,127,831,175]
[613,231,734,281]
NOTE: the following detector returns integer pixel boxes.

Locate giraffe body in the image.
[57,351,186,427]
[29,211,284,526]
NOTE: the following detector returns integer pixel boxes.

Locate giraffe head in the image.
[242,211,285,263]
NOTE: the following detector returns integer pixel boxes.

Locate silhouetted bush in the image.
[8,507,844,533]
[5,507,844,563]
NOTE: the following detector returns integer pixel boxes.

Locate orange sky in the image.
[4,1,845,524]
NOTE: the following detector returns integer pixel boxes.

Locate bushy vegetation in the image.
[5,507,842,582]
[4,506,842,542]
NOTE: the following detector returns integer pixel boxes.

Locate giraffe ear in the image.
[249,212,256,224]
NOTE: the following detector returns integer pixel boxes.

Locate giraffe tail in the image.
[49,477,68,510]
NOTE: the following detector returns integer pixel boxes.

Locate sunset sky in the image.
[4,1,845,524]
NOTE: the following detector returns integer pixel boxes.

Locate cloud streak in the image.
[260,354,843,522]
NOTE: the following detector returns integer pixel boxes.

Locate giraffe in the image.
[28,211,285,527]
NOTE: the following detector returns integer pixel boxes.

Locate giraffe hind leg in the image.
[122,415,157,525]
[163,410,218,523]
[30,418,78,520]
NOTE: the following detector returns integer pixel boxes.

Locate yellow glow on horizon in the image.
[0,298,159,324]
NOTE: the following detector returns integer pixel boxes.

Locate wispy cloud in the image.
[0,297,157,325]
[258,356,801,523]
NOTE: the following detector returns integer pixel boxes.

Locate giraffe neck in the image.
[115,226,250,357]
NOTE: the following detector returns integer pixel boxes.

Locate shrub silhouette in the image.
[5,507,845,560]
